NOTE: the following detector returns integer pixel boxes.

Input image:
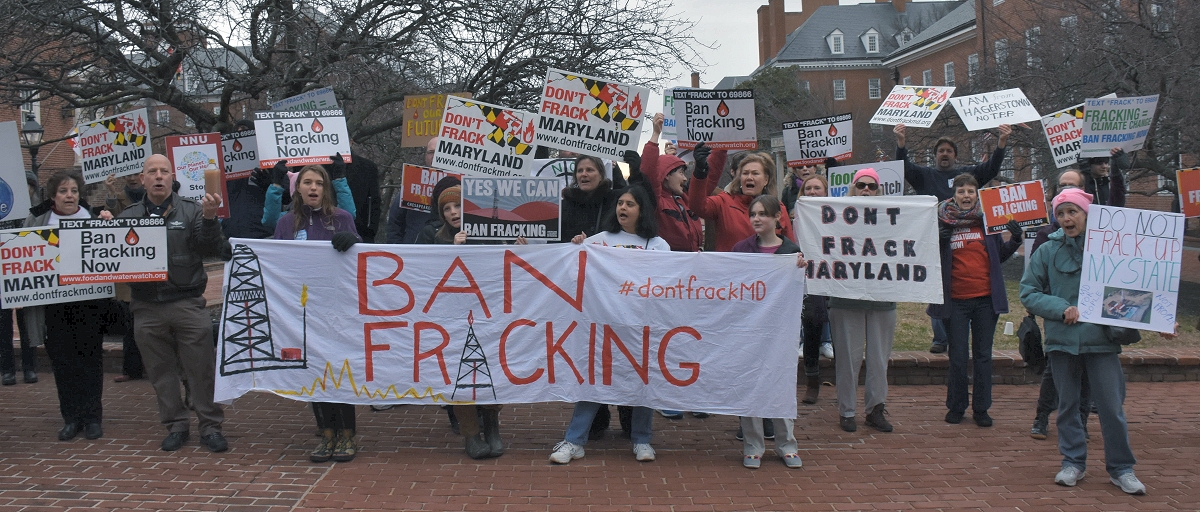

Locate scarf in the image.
[937,197,982,228]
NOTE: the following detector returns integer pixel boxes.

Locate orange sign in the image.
[400,92,472,148]
[399,164,461,213]
[979,180,1048,234]
[1178,168,1200,218]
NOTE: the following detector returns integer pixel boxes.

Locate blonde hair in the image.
[801,175,829,197]
[729,152,777,197]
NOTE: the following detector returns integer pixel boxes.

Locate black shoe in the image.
[865,404,893,432]
[945,411,964,424]
[973,411,993,428]
[84,422,103,440]
[929,343,947,354]
[1,373,14,386]
[735,425,744,441]
[691,412,710,419]
[1030,414,1049,440]
[445,407,461,435]
[839,416,857,432]
[201,432,228,452]
[22,370,36,383]
[57,423,81,441]
[464,433,492,460]
[763,419,775,440]
[481,408,504,457]
[161,431,190,451]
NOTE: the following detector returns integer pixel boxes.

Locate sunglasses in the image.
[855,182,879,191]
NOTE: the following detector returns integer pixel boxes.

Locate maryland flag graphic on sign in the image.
[464,102,535,156]
[909,87,951,111]
[89,114,149,148]
[18,228,58,247]
[561,74,643,132]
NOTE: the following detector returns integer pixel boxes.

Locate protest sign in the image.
[1078,205,1183,333]
[0,226,115,307]
[1080,95,1159,157]
[77,108,151,183]
[793,195,942,303]
[0,122,32,229]
[214,240,804,417]
[949,88,1041,131]
[824,160,904,198]
[869,86,955,128]
[1042,103,1085,169]
[221,131,258,180]
[434,97,536,178]
[662,88,679,141]
[165,133,228,218]
[254,109,352,168]
[671,89,756,150]
[1177,167,1200,218]
[979,180,1048,234]
[461,176,561,241]
[401,92,472,148]
[399,164,462,213]
[783,113,853,166]
[536,68,648,158]
[56,217,168,284]
[270,87,339,112]
[529,158,613,195]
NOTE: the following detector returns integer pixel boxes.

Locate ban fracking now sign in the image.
[783,113,853,166]
[254,109,352,168]
[671,89,756,150]
[56,218,168,284]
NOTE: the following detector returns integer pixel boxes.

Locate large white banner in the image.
[0,226,115,307]
[793,196,942,303]
[214,241,805,417]
[1078,205,1183,333]
[949,88,1041,131]
[1080,95,1158,157]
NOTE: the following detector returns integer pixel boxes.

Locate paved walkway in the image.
[1,375,1197,511]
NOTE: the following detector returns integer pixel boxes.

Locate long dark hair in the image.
[291,165,336,234]
[601,184,657,240]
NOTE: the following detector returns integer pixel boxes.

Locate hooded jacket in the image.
[1019,229,1116,355]
[686,156,795,252]
[636,141,703,252]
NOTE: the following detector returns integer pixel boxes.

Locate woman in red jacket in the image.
[686,146,794,252]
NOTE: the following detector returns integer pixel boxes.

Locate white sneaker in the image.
[1055,466,1084,487]
[820,342,834,359]
[549,441,584,464]
[633,443,656,461]
[1110,473,1146,495]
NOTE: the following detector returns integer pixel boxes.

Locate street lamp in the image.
[21,113,44,175]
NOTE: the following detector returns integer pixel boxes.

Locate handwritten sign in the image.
[0,226,115,307]
[1080,95,1159,157]
[869,86,955,128]
[401,92,472,148]
[77,108,151,183]
[671,89,757,150]
[461,176,561,241]
[254,109,352,168]
[56,218,168,284]
[1177,167,1200,218]
[399,164,462,213]
[783,113,853,166]
[165,133,228,218]
[221,131,258,180]
[950,88,1041,131]
[434,97,536,177]
[536,68,648,158]
[978,180,1048,234]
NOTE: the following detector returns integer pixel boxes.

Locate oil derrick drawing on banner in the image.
[452,311,496,401]
[220,244,307,375]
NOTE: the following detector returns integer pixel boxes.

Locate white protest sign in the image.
[461,176,562,241]
[1042,103,1085,168]
[662,88,679,141]
[434,97,536,177]
[824,160,904,198]
[950,88,1042,131]
[254,109,352,168]
[0,122,32,228]
[1080,95,1159,157]
[77,108,151,183]
[270,87,339,112]
[536,68,648,159]
[793,195,942,303]
[869,85,955,128]
[0,226,115,307]
[1078,205,1183,333]
[214,241,804,418]
[165,133,228,218]
[221,131,258,180]
[672,89,756,150]
[56,218,168,284]
[783,113,853,166]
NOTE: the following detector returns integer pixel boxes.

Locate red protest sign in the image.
[1178,168,1200,218]
[979,180,1047,234]
[165,133,229,218]
[400,164,462,213]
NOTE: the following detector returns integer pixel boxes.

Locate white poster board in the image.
[0,122,32,227]
[783,113,853,166]
[950,88,1042,131]
[77,108,151,183]
[221,131,259,180]
[0,226,116,307]
[869,86,956,128]
[271,87,339,112]
[56,218,168,284]
[1080,95,1159,157]
[671,89,757,150]
[825,160,904,198]
[662,88,679,141]
[434,97,537,177]
[254,109,352,168]
[536,68,648,159]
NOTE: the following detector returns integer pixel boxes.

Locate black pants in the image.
[0,309,36,374]
[312,402,356,431]
[802,316,823,378]
[44,302,105,424]
[116,301,145,378]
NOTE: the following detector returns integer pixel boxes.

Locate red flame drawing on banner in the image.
[628,94,643,119]
[716,100,730,117]
[828,124,838,137]
[135,116,146,134]
[311,118,324,133]
[232,139,243,152]
[468,310,475,325]
[125,228,140,245]
[520,120,535,144]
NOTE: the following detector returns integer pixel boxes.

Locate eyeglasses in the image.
[855,182,879,191]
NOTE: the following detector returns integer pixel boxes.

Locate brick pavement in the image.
[2,375,1198,511]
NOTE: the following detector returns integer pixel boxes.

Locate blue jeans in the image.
[931,315,947,345]
[946,297,997,414]
[565,401,652,445]
[1049,351,1136,478]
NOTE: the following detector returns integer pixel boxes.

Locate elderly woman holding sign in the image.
[25,171,112,441]
[930,174,1022,428]
[1019,188,1148,495]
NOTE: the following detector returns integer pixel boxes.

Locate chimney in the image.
[691,72,700,88]
[893,0,907,13]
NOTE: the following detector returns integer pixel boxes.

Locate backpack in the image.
[1017,313,1046,375]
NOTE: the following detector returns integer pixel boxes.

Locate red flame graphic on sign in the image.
[468,310,475,325]
[828,124,838,137]
[311,118,324,133]
[125,228,140,245]
[232,139,243,152]
[716,100,730,117]
[412,110,419,119]
[520,120,535,144]
[133,116,146,134]
[629,94,643,119]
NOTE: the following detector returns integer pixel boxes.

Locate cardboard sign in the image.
[220,131,259,180]
[270,87,339,112]
[0,226,116,307]
[0,122,32,228]
[824,160,904,198]
[399,164,462,213]
[978,180,1048,234]
[77,108,151,183]
[671,89,757,150]
[949,88,1042,131]
[536,68,648,158]
[662,88,679,141]
[783,113,853,166]
[214,240,804,417]
[461,176,561,241]
[1178,167,1200,218]
[869,86,956,128]
[56,217,168,284]
[434,97,536,177]
[254,109,352,168]
[793,195,942,303]
[401,92,472,148]
[1080,95,1159,157]
[165,133,229,218]
[1078,205,1183,334]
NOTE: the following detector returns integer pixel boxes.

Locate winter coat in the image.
[221,178,273,240]
[686,162,796,253]
[731,234,829,326]
[897,146,1006,200]
[118,193,229,303]
[1019,229,1116,355]
[273,206,359,242]
[22,209,106,346]
[558,182,623,243]
[927,227,1020,319]
[634,141,703,252]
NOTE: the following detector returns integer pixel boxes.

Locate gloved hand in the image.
[1006,220,1023,242]
[270,160,290,187]
[939,222,953,243]
[622,150,641,177]
[691,142,711,179]
[249,168,271,190]
[328,153,346,181]
[331,231,359,252]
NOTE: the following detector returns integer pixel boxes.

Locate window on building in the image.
[922,69,932,86]
[1061,15,1078,28]
[1001,147,1015,180]
[902,76,912,85]
[186,71,200,93]
[156,109,170,125]
[1150,3,1171,32]
[1025,27,1041,68]
[967,54,979,86]
[898,28,914,44]
[993,0,1006,5]
[833,80,846,100]
[829,30,844,54]
[1157,171,1173,195]
[18,89,40,124]
[994,39,1009,80]
[868,78,881,99]
[944,62,956,86]
[185,116,195,128]
[801,80,810,92]
[865,32,879,53]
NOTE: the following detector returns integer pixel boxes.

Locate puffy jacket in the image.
[119,193,229,303]
[634,141,703,252]
[1019,228,1116,355]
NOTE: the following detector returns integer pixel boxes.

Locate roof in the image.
[714,76,751,90]
[768,1,965,65]
[889,0,976,57]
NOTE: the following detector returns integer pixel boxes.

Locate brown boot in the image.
[801,376,821,405]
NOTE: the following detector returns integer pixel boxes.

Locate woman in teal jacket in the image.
[1018,187,1144,495]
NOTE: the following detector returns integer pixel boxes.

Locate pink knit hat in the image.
[1052,188,1093,214]
[852,168,880,185]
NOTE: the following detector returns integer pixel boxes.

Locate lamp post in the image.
[21,113,44,175]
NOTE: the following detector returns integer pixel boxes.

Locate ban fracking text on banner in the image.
[56,218,168,284]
